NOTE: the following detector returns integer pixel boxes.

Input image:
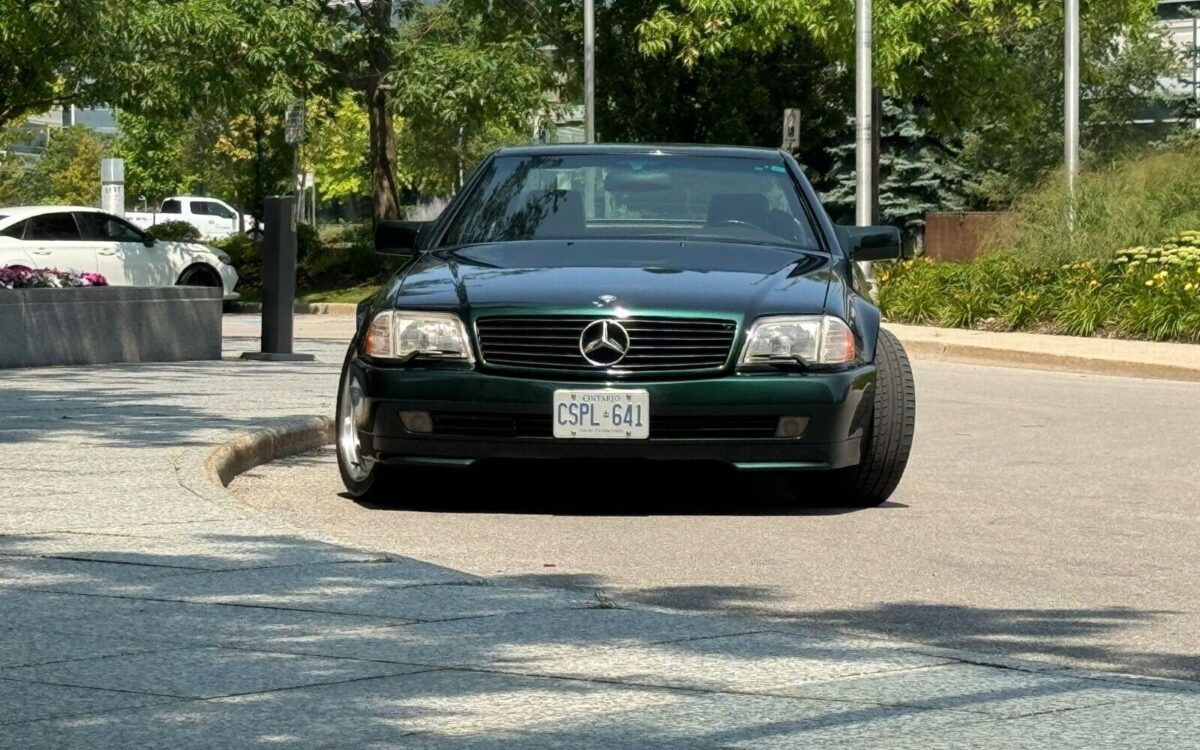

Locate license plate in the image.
[553,389,649,439]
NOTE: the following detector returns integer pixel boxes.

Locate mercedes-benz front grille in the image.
[475,316,737,374]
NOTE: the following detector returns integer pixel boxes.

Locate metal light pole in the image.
[584,0,595,143]
[855,0,876,292]
[1065,0,1080,225]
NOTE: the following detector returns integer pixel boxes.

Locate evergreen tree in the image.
[820,100,979,238]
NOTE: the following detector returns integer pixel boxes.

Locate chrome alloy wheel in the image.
[338,372,373,482]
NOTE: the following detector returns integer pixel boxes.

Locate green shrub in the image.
[213,222,398,299]
[296,222,321,263]
[212,234,262,289]
[299,222,398,291]
[990,144,1200,267]
[148,220,202,242]
[880,233,1200,342]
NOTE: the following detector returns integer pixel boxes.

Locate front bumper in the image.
[219,263,240,301]
[351,362,876,471]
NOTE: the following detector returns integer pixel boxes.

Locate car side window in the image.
[75,212,146,243]
[204,202,235,219]
[161,199,181,214]
[25,213,82,241]
[0,220,27,239]
[190,201,208,216]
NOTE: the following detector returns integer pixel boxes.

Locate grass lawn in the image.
[238,285,379,305]
[298,286,379,304]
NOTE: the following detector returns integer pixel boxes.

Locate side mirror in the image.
[375,220,424,256]
[838,225,902,261]
[142,234,156,248]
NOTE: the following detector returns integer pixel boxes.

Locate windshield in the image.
[441,153,819,250]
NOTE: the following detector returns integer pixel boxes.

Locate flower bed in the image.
[1,266,107,289]
[879,231,1200,342]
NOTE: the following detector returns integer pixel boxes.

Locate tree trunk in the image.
[366,74,401,223]
[363,0,401,223]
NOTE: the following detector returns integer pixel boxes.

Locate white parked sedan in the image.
[0,206,239,300]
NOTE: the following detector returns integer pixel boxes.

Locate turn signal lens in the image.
[364,312,394,358]
[820,318,856,364]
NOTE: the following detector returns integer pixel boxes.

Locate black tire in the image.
[176,264,222,288]
[335,346,395,501]
[789,328,916,507]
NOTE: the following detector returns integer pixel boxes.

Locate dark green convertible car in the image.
[336,145,915,506]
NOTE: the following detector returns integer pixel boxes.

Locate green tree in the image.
[16,125,108,205]
[591,0,845,169]
[115,108,294,216]
[91,0,425,220]
[958,17,1182,205]
[115,111,198,206]
[820,100,980,234]
[0,0,131,129]
[391,2,556,195]
[0,151,28,206]
[305,94,372,205]
[638,0,1160,134]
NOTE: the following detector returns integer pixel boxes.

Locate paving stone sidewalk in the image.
[1,335,1197,749]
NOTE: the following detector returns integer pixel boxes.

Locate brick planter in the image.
[0,286,222,368]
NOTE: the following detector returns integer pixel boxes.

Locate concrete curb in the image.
[205,416,335,488]
[886,323,1200,383]
[898,338,1200,382]
[170,418,391,560]
[230,301,358,315]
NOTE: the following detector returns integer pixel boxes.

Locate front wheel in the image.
[176,264,222,289]
[336,349,393,500]
[788,328,916,507]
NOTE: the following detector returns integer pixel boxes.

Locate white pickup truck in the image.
[126,196,260,240]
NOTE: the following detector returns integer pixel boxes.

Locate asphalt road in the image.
[230,360,1200,681]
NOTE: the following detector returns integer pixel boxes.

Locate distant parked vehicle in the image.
[126,196,260,241]
[0,206,239,300]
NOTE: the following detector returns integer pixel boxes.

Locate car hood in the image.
[382,240,832,319]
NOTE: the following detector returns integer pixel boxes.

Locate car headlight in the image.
[363,311,474,363]
[740,315,856,367]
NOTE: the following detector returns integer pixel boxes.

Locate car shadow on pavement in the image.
[1,530,1197,748]
[490,574,1199,681]
[352,460,907,517]
[615,587,1198,682]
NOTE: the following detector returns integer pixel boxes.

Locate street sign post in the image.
[782,108,801,152]
[284,101,306,145]
[1065,0,1080,231]
[100,159,125,218]
[584,0,595,143]
[285,100,308,224]
[856,0,878,298]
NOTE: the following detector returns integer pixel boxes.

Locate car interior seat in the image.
[706,193,770,230]
[526,190,584,239]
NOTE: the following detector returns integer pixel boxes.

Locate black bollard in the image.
[242,196,315,362]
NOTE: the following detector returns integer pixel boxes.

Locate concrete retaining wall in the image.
[0,286,222,368]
